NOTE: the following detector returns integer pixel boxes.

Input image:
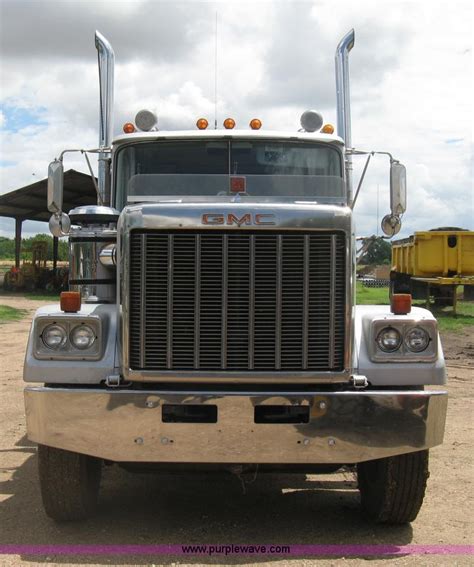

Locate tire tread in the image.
[38,444,101,521]
[358,450,429,524]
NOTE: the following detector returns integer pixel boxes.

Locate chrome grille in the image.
[129,231,345,372]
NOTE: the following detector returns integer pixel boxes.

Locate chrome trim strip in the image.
[166,235,174,369]
[125,369,351,383]
[139,233,146,368]
[329,234,337,368]
[194,235,201,369]
[303,235,310,369]
[221,234,228,369]
[344,230,353,373]
[25,385,448,399]
[249,235,256,370]
[275,235,282,370]
[25,387,448,464]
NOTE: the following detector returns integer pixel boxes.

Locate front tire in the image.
[38,444,101,521]
[357,450,429,524]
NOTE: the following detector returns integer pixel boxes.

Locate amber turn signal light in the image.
[123,122,136,134]
[249,118,262,130]
[60,291,81,313]
[391,293,412,315]
[196,118,208,130]
[223,118,235,129]
[321,123,335,134]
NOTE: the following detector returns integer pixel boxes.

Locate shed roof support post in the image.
[15,217,23,269]
[53,236,58,275]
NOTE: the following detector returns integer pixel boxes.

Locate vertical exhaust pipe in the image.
[95,31,115,206]
[335,29,355,203]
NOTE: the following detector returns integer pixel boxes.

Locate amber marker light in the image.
[391,293,412,315]
[196,118,209,130]
[123,122,136,134]
[249,118,262,130]
[60,291,81,313]
[223,118,236,129]
[321,123,335,134]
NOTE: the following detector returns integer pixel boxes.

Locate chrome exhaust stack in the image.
[95,31,115,206]
[335,29,355,203]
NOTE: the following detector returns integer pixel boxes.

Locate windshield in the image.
[114,140,344,209]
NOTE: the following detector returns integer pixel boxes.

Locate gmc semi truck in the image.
[23,30,447,523]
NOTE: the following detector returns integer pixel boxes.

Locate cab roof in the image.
[113,129,345,147]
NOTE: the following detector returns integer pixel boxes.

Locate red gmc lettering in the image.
[201,213,277,226]
[255,214,276,225]
[227,213,252,227]
[202,213,225,225]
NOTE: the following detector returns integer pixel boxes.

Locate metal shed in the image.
[0,169,97,268]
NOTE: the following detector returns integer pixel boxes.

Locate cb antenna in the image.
[214,11,218,129]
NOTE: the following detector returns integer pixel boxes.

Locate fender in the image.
[353,304,446,386]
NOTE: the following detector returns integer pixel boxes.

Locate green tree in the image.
[0,234,68,261]
[362,238,392,265]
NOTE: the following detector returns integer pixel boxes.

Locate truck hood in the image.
[119,200,352,233]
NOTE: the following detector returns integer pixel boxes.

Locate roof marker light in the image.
[135,109,158,131]
[223,118,235,129]
[321,123,335,134]
[123,122,135,134]
[300,110,323,132]
[196,118,209,130]
[250,118,262,130]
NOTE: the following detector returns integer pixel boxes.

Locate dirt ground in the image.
[0,296,472,567]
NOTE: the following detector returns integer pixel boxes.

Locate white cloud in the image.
[0,0,472,239]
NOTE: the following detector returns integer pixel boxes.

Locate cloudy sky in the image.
[0,0,472,238]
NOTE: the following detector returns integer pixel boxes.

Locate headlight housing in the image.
[376,327,402,352]
[34,315,101,360]
[370,316,438,362]
[42,324,67,350]
[70,324,96,350]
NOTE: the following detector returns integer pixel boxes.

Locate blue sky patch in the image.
[0,103,48,132]
[0,159,17,167]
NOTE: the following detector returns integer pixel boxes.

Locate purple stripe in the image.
[0,544,472,556]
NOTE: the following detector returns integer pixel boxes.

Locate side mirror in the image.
[390,162,407,215]
[47,159,64,213]
[381,214,401,237]
[49,212,71,237]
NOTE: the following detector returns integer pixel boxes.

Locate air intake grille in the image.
[129,231,345,372]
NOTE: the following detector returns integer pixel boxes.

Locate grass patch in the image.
[356,283,389,305]
[356,282,474,333]
[426,302,474,333]
[0,305,28,323]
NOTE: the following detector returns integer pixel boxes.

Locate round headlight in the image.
[70,325,96,350]
[42,324,67,350]
[405,327,430,352]
[376,327,402,352]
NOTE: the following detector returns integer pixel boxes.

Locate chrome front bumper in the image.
[24,387,447,464]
